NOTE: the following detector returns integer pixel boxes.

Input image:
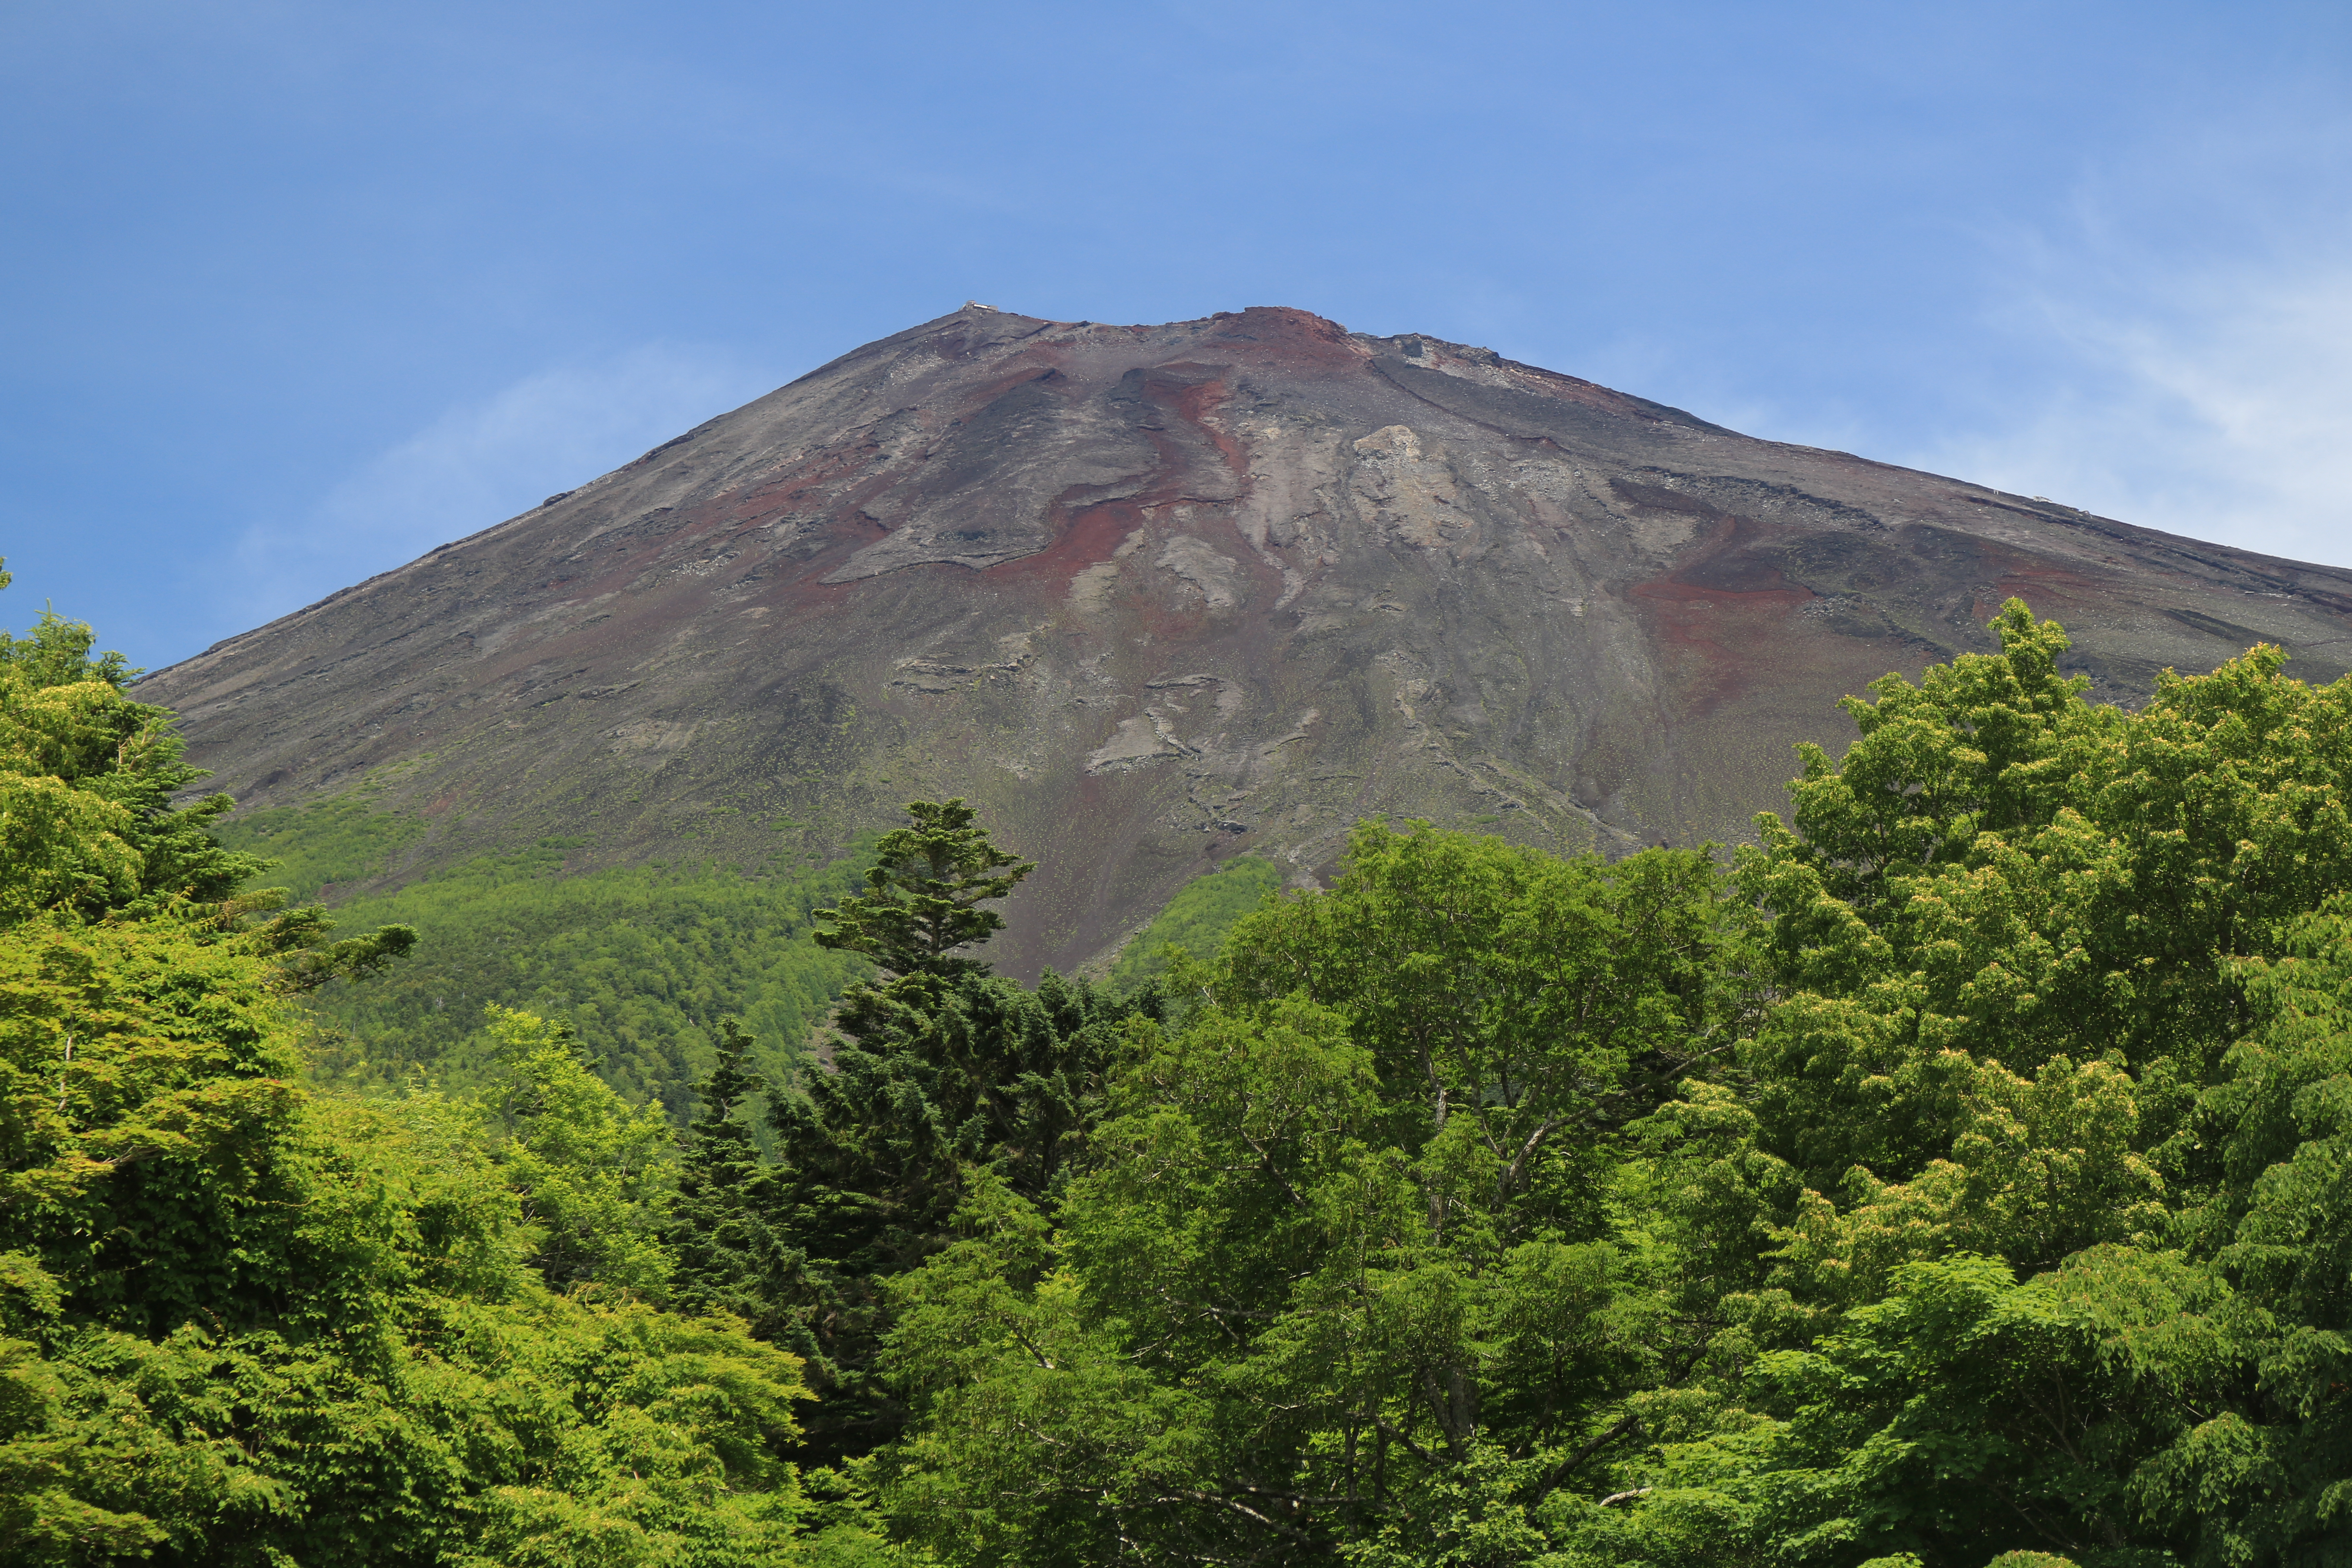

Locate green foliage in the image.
[852,602,2352,1568]
[1,602,260,924]
[0,887,833,1563]
[20,575,2352,1565]
[216,781,429,897]
[766,961,1162,1464]
[0,599,135,690]
[632,796,1153,1465]
[1738,1247,2240,1565]
[813,797,1035,980]
[477,1004,681,1296]
[287,836,876,1118]
[668,1019,799,1333]
[0,582,878,1563]
[872,827,1743,1562]
[1223,822,1755,1190]
[1106,852,1284,988]
[1,583,416,988]
[1740,603,2352,1192]
[270,915,422,992]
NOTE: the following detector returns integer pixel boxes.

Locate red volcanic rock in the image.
[143,305,2352,975]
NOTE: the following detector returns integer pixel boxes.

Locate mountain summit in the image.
[145,305,2352,973]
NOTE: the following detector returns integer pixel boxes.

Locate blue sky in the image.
[5,0,2349,671]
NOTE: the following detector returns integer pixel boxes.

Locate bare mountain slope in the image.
[144,304,2352,975]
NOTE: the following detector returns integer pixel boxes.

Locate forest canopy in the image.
[4,575,2349,1568]
[848,602,2352,1567]
[212,788,879,1119]
[0,576,851,1565]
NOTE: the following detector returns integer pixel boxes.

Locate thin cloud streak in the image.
[1917,260,2352,568]
[217,344,777,633]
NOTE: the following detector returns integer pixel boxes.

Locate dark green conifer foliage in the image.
[770,968,1162,1465]
[675,1019,768,1276]
[767,800,1159,1464]
[668,1017,800,1337]
[811,797,1035,979]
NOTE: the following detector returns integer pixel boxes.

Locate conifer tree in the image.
[765,799,1160,1464]
[667,1018,800,1338]
[811,797,1035,980]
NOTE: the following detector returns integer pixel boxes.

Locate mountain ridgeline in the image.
[14,305,2352,1563]
[142,305,2352,986]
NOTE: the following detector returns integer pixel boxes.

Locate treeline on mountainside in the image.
[213,792,880,1120]
[1106,853,1285,988]
[209,776,1273,1126]
[12,563,2352,1568]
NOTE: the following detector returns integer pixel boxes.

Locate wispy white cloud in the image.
[223,343,774,625]
[1884,100,2352,571]
[1913,251,2352,568]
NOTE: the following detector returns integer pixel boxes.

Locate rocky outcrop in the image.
[143,304,2352,976]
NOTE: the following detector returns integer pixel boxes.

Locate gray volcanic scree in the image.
[143,305,2352,974]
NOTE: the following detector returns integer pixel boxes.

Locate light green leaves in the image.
[480,1004,681,1298]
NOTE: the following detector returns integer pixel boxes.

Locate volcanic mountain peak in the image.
[146,305,2352,974]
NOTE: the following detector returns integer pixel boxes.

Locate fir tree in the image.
[667,1018,802,1339]
[811,797,1035,980]
[764,800,1161,1463]
[769,969,1161,1464]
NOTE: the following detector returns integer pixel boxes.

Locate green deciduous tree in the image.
[872,828,1744,1563]
[858,603,2352,1568]
[2,599,261,922]
[479,1004,681,1298]
[0,578,863,1564]
[0,581,416,979]
[1740,603,2352,1195]
[0,889,828,1564]
[1575,607,2352,1568]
